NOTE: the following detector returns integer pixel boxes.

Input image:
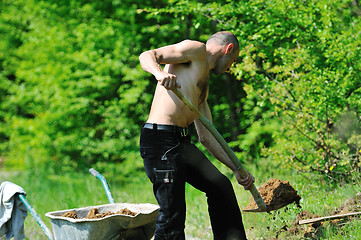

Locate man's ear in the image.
[225,43,234,54]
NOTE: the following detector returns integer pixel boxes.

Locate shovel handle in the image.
[172,88,267,211]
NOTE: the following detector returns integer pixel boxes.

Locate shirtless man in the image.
[139,31,254,240]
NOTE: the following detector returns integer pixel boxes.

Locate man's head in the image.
[207,31,240,75]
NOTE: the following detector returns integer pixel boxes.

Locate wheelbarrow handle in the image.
[18,194,54,240]
[171,88,267,211]
[89,168,100,177]
[89,168,115,204]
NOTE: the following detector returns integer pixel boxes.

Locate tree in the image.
[1,0,360,181]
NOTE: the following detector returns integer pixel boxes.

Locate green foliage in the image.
[145,0,361,179]
[0,0,158,175]
[178,0,361,178]
[0,0,360,180]
[227,0,361,177]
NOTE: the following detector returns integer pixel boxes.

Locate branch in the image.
[352,0,361,16]
[251,75,304,113]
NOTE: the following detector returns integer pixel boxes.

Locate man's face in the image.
[212,50,239,75]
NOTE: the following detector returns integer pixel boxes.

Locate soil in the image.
[243,178,301,211]
[331,192,361,215]
[61,207,137,219]
[62,211,77,219]
[272,193,361,239]
[289,210,324,237]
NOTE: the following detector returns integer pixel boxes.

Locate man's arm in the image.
[139,40,206,89]
[194,101,255,190]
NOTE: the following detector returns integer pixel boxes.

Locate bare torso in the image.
[147,57,209,127]
[140,35,256,189]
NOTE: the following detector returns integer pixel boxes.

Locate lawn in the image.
[1,166,360,240]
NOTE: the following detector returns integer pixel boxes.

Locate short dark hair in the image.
[207,31,239,52]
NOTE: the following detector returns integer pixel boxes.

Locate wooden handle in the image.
[298,211,361,225]
[171,88,267,211]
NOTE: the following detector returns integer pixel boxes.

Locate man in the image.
[139,31,255,240]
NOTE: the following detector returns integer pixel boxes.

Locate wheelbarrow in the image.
[17,169,159,240]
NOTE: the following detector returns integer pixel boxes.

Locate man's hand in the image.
[155,71,180,90]
[234,169,255,190]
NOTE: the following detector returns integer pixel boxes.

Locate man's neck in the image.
[206,43,225,71]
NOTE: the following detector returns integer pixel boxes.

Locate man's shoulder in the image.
[177,40,207,59]
[180,39,206,49]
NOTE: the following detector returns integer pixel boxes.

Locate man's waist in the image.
[143,123,189,137]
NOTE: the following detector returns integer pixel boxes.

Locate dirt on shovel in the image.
[243,178,301,212]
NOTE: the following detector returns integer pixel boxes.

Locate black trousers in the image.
[139,124,247,240]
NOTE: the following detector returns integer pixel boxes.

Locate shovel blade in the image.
[243,208,268,213]
[243,199,300,213]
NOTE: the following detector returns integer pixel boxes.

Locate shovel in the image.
[171,88,269,212]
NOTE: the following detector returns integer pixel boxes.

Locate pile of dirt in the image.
[289,210,324,238]
[61,207,137,219]
[331,192,361,215]
[62,211,77,219]
[243,178,301,211]
[273,193,361,239]
[85,208,137,219]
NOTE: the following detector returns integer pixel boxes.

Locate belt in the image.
[143,123,189,137]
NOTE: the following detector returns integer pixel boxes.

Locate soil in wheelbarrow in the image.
[243,178,301,212]
[61,207,137,219]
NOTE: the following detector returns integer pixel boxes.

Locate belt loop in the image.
[153,123,157,132]
[181,128,187,137]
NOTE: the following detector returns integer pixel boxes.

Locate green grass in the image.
[240,169,361,240]
[1,167,361,240]
[0,170,157,240]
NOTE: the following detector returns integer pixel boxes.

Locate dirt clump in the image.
[117,208,137,216]
[85,208,108,219]
[243,178,301,211]
[85,207,137,219]
[61,211,77,219]
[292,211,323,235]
[270,211,324,239]
[61,207,137,219]
[295,211,321,228]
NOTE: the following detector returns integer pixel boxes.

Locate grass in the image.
[0,171,149,239]
[1,166,361,240]
[240,169,361,240]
